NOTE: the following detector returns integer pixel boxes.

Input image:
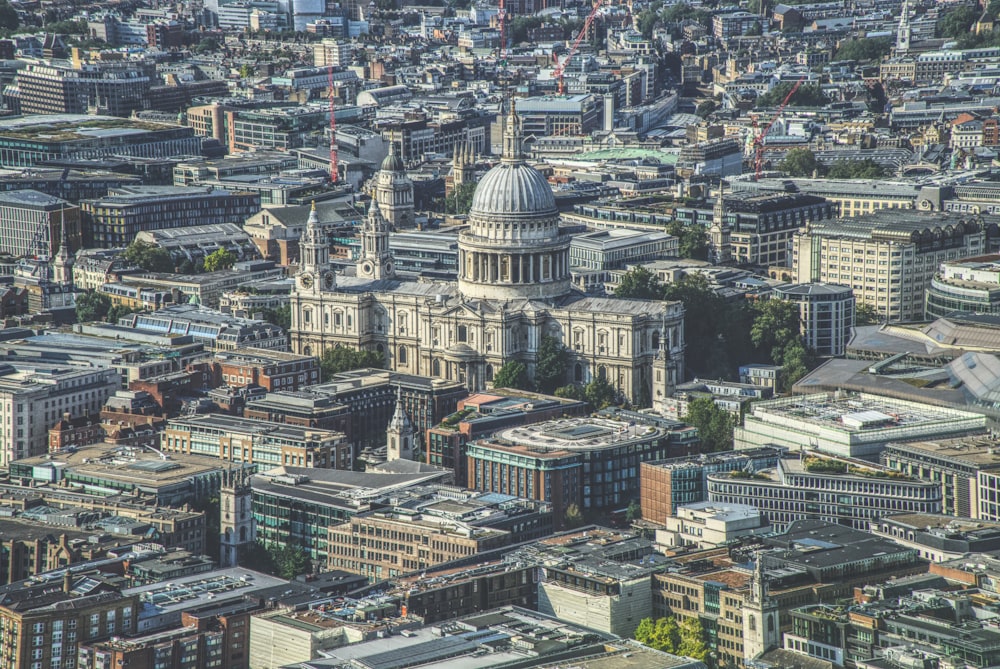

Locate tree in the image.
[107,304,140,324]
[535,336,568,394]
[493,360,530,390]
[746,20,763,36]
[757,82,826,108]
[665,220,710,260]
[855,302,880,326]
[445,182,476,215]
[751,299,818,391]
[267,544,310,579]
[833,37,893,62]
[615,266,663,300]
[563,503,584,528]
[259,305,291,330]
[0,2,18,30]
[677,617,710,662]
[75,291,111,323]
[203,248,237,272]
[634,616,680,653]
[195,37,219,54]
[683,397,734,452]
[940,5,978,39]
[779,148,820,177]
[122,241,174,273]
[826,159,885,179]
[554,377,620,409]
[239,63,256,78]
[695,100,717,118]
[319,346,384,380]
[626,500,641,522]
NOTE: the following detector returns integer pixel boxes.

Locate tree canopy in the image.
[75,291,110,323]
[757,82,826,108]
[493,360,530,390]
[259,305,291,330]
[779,148,820,177]
[683,397,734,452]
[445,182,476,215]
[0,2,18,30]
[833,37,892,62]
[615,266,663,300]
[665,220,710,260]
[940,5,978,39]
[534,336,568,394]
[634,616,708,660]
[319,346,384,381]
[203,248,236,272]
[554,377,620,409]
[751,299,818,391]
[122,241,174,273]
[826,159,886,179]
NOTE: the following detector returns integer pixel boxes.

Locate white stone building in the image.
[289,106,685,404]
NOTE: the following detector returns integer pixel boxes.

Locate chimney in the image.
[63,570,72,594]
[603,93,615,133]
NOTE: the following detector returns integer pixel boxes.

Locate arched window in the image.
[376,343,385,355]
[303,308,312,325]
[598,366,607,380]
[398,346,407,365]
[748,615,756,632]
[652,331,660,351]
[239,527,247,542]
[574,363,583,383]
[432,359,441,376]
[767,615,775,634]
[486,364,494,382]
[458,325,468,342]
[303,345,312,356]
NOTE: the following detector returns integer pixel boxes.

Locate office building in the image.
[466,417,701,522]
[202,350,320,392]
[569,228,677,270]
[882,437,1000,520]
[728,176,943,217]
[9,442,248,507]
[735,392,987,460]
[81,186,260,248]
[723,192,834,268]
[162,414,351,470]
[639,448,784,523]
[707,453,942,532]
[0,578,140,669]
[658,502,770,550]
[427,390,589,487]
[105,304,288,351]
[510,529,663,638]
[251,466,450,563]
[774,283,855,357]
[516,95,603,137]
[792,210,991,322]
[0,190,81,259]
[872,514,1000,562]
[926,254,1000,319]
[327,489,550,580]
[133,223,261,269]
[5,58,154,116]
[0,115,200,169]
[0,363,120,467]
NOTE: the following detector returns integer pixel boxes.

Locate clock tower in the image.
[357,198,395,281]
[298,201,335,293]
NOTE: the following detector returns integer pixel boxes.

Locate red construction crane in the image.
[553,0,605,95]
[328,65,338,184]
[753,76,805,180]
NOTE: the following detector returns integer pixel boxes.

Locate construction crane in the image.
[553,0,605,95]
[328,65,339,184]
[753,76,805,180]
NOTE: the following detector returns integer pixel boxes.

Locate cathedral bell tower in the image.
[709,186,732,264]
[298,201,336,293]
[220,468,255,568]
[357,198,395,281]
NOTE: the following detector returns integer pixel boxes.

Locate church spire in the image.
[386,387,414,461]
[52,213,73,287]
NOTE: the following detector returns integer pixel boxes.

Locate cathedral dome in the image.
[469,162,557,219]
[381,150,404,172]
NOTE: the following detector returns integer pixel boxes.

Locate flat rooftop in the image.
[125,568,287,615]
[252,466,449,510]
[496,417,666,452]
[885,436,1000,468]
[748,392,983,433]
[13,444,239,490]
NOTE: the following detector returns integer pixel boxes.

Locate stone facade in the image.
[290,105,685,405]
